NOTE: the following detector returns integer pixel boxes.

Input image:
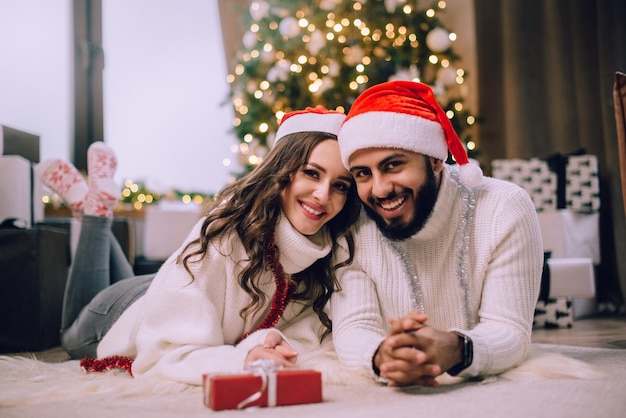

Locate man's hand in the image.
[374,310,463,387]
[244,330,299,368]
[387,309,429,336]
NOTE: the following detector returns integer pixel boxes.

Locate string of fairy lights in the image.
[42,178,211,212]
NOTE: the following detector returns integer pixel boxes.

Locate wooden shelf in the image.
[44,205,146,219]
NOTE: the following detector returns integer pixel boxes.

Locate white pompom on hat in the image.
[339,80,483,187]
[274,105,346,146]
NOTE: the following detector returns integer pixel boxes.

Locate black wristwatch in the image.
[447,332,473,376]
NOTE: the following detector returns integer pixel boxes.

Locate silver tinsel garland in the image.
[384,169,476,329]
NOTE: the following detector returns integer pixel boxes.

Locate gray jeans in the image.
[60,215,154,359]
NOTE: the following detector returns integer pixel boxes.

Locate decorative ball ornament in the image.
[275,59,292,80]
[384,0,398,14]
[373,46,387,58]
[321,76,335,91]
[306,30,326,55]
[389,69,411,81]
[437,66,457,87]
[249,1,270,21]
[343,45,365,66]
[243,31,257,49]
[267,60,290,82]
[272,7,290,18]
[266,68,280,83]
[328,61,340,77]
[311,77,334,96]
[261,91,274,104]
[319,0,339,11]
[426,27,451,52]
[260,48,275,64]
[279,17,300,38]
[390,64,420,82]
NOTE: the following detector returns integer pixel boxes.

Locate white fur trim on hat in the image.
[275,111,346,145]
[338,111,448,168]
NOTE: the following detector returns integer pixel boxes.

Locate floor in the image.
[9,314,626,364]
[531,314,626,349]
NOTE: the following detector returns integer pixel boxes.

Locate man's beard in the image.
[363,165,439,241]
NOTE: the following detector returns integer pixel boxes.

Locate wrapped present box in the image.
[0,225,70,351]
[203,367,322,411]
[1,125,40,163]
[491,154,600,213]
[534,298,573,329]
[545,258,595,299]
[142,203,202,260]
[537,209,599,318]
[492,158,556,212]
[0,155,44,227]
[535,257,595,327]
[537,211,600,264]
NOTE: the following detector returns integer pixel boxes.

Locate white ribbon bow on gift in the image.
[237,359,283,409]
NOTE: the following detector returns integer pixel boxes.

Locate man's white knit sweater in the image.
[97,214,333,385]
[331,166,544,379]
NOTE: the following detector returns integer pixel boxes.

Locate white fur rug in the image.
[1,344,623,418]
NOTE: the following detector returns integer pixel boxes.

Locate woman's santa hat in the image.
[274,105,346,145]
[338,80,483,187]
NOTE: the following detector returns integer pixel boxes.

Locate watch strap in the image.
[447,332,473,376]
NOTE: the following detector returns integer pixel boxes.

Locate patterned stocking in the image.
[84,142,119,218]
[34,159,88,215]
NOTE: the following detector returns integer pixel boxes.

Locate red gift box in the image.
[203,368,322,410]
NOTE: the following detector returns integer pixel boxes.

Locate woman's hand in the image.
[244,330,298,368]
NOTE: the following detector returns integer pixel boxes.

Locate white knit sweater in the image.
[331,166,543,379]
[97,214,333,385]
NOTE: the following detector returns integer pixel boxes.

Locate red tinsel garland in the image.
[80,355,134,377]
[238,232,298,342]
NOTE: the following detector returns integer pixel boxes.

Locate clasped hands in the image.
[245,330,298,368]
[373,310,463,387]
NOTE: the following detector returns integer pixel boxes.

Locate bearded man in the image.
[331,80,543,387]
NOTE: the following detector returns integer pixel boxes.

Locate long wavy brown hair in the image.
[177,131,361,335]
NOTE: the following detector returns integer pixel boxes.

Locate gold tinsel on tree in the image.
[228,0,479,174]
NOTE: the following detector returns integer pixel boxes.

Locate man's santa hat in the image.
[338,80,483,187]
[274,105,346,145]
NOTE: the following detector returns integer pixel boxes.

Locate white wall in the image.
[0,0,73,160]
[103,1,238,194]
[0,1,237,196]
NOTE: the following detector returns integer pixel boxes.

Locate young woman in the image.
[35,106,360,385]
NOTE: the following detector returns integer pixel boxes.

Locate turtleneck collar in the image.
[411,165,459,241]
[273,213,333,274]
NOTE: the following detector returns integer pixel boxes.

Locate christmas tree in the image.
[227,0,478,174]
